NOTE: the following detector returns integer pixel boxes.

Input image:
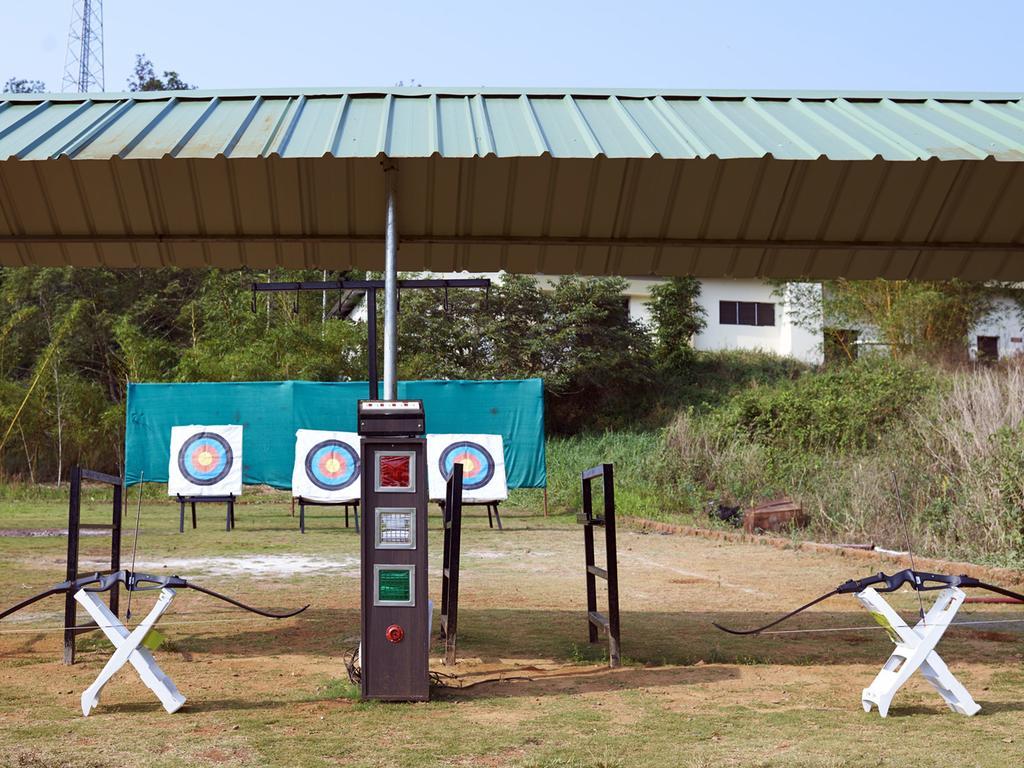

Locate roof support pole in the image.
[382,162,399,401]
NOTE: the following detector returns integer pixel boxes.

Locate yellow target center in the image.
[325,457,342,474]
[196,449,215,468]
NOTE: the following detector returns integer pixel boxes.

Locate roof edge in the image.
[3,86,1023,102]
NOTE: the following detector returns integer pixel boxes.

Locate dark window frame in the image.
[718,300,776,327]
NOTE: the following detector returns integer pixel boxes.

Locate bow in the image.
[0,570,309,623]
[713,568,1024,636]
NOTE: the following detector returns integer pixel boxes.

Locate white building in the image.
[968,296,1024,361]
[618,278,823,365]
[423,272,824,365]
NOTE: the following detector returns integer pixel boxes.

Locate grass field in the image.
[1,492,1023,768]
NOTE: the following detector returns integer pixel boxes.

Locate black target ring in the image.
[304,439,360,492]
[177,431,234,486]
[438,440,496,491]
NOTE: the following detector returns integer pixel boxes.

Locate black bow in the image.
[0,570,309,623]
[713,568,1024,636]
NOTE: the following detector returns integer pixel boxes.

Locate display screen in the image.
[377,568,412,603]
[379,454,412,489]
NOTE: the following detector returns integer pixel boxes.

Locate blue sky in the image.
[2,0,1022,93]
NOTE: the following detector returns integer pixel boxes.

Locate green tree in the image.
[786,279,1017,362]
[127,54,195,92]
[648,277,706,373]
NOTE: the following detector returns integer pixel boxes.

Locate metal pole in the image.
[383,164,398,401]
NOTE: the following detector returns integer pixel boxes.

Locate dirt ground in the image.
[1,499,1023,768]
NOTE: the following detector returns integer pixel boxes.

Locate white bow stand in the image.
[856,586,980,718]
[74,586,186,716]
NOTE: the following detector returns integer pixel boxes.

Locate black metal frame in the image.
[64,466,123,665]
[579,463,621,668]
[252,277,490,400]
[440,464,464,665]
[177,494,235,533]
[296,497,360,534]
[437,499,502,530]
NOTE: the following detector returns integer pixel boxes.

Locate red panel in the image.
[379,454,412,488]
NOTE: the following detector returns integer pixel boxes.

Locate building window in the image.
[719,301,775,327]
[977,336,999,363]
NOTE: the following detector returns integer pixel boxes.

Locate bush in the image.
[658,358,1024,565]
[720,357,938,453]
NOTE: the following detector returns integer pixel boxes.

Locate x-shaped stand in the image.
[74,587,186,716]
[856,586,980,717]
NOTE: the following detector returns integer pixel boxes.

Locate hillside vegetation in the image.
[538,353,1024,567]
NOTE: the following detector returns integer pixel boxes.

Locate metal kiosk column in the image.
[358,399,430,701]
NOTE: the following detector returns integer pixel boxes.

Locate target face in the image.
[439,441,496,491]
[177,432,234,486]
[304,439,359,492]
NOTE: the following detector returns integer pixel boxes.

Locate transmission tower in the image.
[61,0,104,92]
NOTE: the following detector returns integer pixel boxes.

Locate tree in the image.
[647,277,706,373]
[785,279,1017,363]
[3,78,46,94]
[126,54,195,92]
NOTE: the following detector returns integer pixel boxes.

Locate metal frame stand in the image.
[579,463,621,668]
[177,494,235,532]
[296,497,359,534]
[64,466,123,665]
[440,464,464,665]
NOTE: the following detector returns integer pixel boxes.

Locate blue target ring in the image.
[438,441,495,491]
[177,432,233,486]
[304,439,359,492]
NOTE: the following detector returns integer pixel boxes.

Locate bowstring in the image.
[891,470,927,623]
[125,471,144,620]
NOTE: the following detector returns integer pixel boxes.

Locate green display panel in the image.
[374,565,414,605]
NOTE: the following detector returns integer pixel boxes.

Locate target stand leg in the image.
[856,587,979,717]
[75,587,186,716]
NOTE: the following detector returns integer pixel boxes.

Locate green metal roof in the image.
[0,88,1023,279]
[2,88,1024,161]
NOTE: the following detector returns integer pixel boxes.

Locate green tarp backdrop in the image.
[125,379,545,489]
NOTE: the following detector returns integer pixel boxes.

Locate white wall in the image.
[391,271,825,365]
[969,297,1024,360]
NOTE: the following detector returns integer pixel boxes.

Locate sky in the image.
[1,0,1022,94]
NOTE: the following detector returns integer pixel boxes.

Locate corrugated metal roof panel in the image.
[3,89,1024,162]
[1,88,1023,279]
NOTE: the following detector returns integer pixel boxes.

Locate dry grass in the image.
[3,499,1024,767]
[663,362,1024,564]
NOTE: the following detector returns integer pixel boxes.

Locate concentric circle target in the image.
[438,441,495,491]
[304,439,359,492]
[177,431,234,486]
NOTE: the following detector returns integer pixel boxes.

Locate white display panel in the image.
[375,507,416,549]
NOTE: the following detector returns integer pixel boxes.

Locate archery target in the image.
[427,434,508,502]
[168,425,243,496]
[292,430,361,502]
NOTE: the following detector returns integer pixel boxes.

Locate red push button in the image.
[385,624,404,643]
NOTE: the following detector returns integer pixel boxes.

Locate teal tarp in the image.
[125,379,545,489]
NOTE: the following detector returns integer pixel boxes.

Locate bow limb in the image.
[0,584,71,622]
[712,589,840,636]
[184,582,309,619]
[971,581,1024,603]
